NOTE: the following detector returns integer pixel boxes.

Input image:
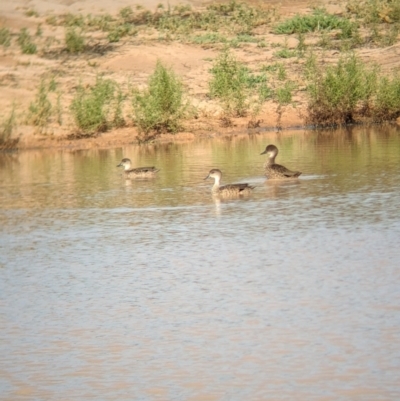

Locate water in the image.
[1,126,400,400]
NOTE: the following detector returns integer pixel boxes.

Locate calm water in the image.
[1,126,400,400]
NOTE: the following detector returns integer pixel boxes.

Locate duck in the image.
[117,158,159,178]
[204,169,254,196]
[260,144,301,179]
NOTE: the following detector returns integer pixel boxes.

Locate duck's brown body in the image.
[117,158,159,178]
[205,169,254,196]
[261,145,301,179]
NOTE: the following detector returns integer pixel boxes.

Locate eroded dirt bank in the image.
[1,0,399,150]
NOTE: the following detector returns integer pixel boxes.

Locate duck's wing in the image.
[271,163,301,178]
[127,167,159,174]
[221,183,255,192]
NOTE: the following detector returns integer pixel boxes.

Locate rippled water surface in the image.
[1,127,400,400]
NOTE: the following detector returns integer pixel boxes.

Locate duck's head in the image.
[260,144,278,158]
[204,169,222,181]
[117,158,132,170]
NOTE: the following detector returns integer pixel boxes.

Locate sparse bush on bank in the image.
[306,54,377,125]
[132,61,189,140]
[0,106,17,148]
[305,54,400,126]
[274,8,357,35]
[17,28,37,54]
[209,49,250,117]
[373,74,400,121]
[346,0,400,23]
[27,79,56,130]
[0,27,11,47]
[65,28,86,53]
[209,49,273,119]
[70,76,124,135]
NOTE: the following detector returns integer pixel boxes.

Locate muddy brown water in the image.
[1,126,400,400]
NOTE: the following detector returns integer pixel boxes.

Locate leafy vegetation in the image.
[27,79,54,129]
[17,28,37,54]
[65,28,85,53]
[132,61,189,140]
[0,106,17,147]
[346,0,400,23]
[209,49,270,117]
[209,49,249,116]
[304,54,400,126]
[274,9,357,35]
[70,76,123,135]
[0,27,11,47]
[372,74,400,120]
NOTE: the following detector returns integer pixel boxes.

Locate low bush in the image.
[209,49,251,116]
[274,8,358,37]
[27,79,54,129]
[17,28,37,54]
[132,61,189,138]
[306,54,378,125]
[0,106,17,147]
[346,0,400,24]
[65,28,85,53]
[70,76,122,135]
[0,27,11,47]
[372,75,400,120]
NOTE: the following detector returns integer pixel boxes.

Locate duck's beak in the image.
[260,149,267,155]
[117,163,122,167]
[204,174,210,180]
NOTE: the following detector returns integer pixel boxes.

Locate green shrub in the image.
[275,81,296,105]
[119,6,134,20]
[209,49,271,118]
[17,28,37,54]
[373,75,400,120]
[346,0,400,24]
[274,9,357,36]
[132,61,188,137]
[1,106,16,145]
[306,54,378,125]
[209,49,250,116]
[274,47,296,58]
[107,24,132,42]
[65,28,85,53]
[25,9,39,17]
[134,1,272,37]
[62,13,86,27]
[0,27,11,47]
[190,33,227,44]
[70,76,121,135]
[27,79,53,129]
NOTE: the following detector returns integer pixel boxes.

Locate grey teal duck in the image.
[260,145,301,179]
[117,158,159,178]
[204,169,254,196]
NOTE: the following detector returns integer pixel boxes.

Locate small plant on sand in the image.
[346,0,400,24]
[25,9,39,18]
[107,24,132,43]
[132,61,189,139]
[372,74,400,121]
[209,49,250,116]
[0,27,11,47]
[306,54,378,126]
[27,79,54,129]
[275,81,296,105]
[0,105,17,147]
[17,28,37,54]
[274,8,357,35]
[70,76,122,135]
[65,28,86,53]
